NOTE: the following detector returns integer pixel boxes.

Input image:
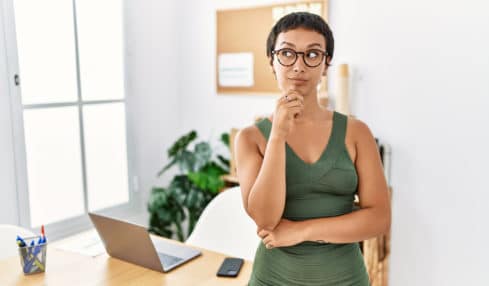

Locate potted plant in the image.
[147,130,230,241]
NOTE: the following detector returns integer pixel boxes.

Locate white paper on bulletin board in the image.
[218,52,254,87]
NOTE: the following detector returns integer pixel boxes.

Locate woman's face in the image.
[271,28,329,96]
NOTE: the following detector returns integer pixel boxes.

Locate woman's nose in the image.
[293,55,306,73]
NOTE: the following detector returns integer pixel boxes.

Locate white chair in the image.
[0,224,35,260]
[186,186,260,261]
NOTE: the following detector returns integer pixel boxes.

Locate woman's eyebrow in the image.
[279,41,324,49]
[280,41,296,47]
[307,43,323,48]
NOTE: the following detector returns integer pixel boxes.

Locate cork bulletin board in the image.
[216,1,329,95]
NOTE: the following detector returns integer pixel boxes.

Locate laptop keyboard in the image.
[158,253,184,266]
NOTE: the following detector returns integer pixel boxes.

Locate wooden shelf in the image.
[221,174,239,184]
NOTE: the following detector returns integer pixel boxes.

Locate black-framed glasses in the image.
[272,48,328,68]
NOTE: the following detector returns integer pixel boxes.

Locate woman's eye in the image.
[307,51,319,58]
[281,50,294,57]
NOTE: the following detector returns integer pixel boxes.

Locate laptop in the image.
[88,213,201,272]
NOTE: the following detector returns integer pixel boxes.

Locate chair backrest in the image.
[186,186,260,261]
[0,224,35,260]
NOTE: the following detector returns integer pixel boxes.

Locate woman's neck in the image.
[293,90,329,124]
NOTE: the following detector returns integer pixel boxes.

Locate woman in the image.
[235,12,391,285]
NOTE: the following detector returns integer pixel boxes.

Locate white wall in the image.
[177,0,489,285]
[124,0,181,215]
[0,0,19,225]
[329,1,489,285]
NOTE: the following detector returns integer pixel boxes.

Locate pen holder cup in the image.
[18,236,47,275]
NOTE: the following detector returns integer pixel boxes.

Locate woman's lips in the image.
[288,78,308,85]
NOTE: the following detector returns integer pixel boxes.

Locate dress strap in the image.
[255,118,272,141]
[335,111,348,143]
[331,111,347,148]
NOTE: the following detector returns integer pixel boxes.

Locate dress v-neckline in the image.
[266,111,337,166]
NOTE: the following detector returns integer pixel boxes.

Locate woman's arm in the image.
[301,118,391,243]
[236,93,304,231]
[235,127,287,230]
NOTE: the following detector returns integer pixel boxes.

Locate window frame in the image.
[1,0,140,240]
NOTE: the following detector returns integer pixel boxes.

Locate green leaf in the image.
[187,162,226,194]
[148,213,173,238]
[148,193,166,213]
[167,130,197,157]
[217,155,230,168]
[147,188,168,212]
[185,189,200,209]
[187,172,207,190]
[171,175,192,193]
[207,176,225,194]
[220,132,230,147]
[194,142,212,170]
[201,161,227,177]
[156,208,173,223]
[158,131,199,176]
[178,150,196,172]
[157,158,177,177]
[150,187,166,195]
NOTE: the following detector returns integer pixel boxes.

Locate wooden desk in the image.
[0,236,252,286]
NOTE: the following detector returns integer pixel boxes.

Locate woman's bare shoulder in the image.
[346,116,375,144]
[236,121,268,155]
[235,123,259,145]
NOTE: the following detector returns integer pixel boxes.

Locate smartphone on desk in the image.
[216,257,244,277]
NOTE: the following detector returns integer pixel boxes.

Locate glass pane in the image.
[76,0,125,101]
[23,107,85,227]
[83,103,129,211]
[13,0,78,105]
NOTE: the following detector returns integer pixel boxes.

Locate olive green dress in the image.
[248,111,370,286]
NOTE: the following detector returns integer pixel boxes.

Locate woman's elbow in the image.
[246,207,279,230]
[256,219,280,231]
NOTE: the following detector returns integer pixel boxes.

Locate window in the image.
[3,0,137,234]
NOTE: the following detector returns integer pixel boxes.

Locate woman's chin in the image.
[279,85,307,94]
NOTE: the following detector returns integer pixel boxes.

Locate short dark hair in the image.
[266,12,334,67]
